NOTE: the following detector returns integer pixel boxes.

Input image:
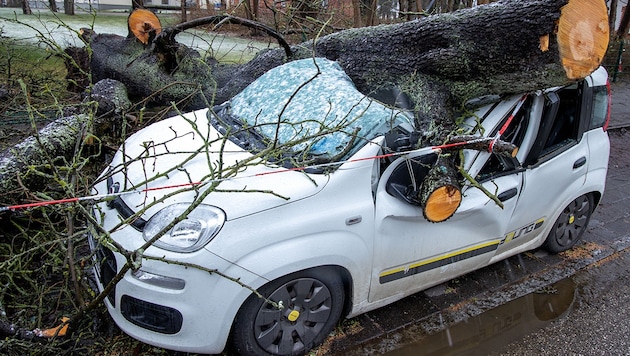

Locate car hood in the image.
[103,108,329,221]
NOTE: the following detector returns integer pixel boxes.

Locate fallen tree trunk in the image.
[81,0,608,139]
[78,13,294,109]
[227,0,608,132]
[0,114,92,203]
[0,80,129,204]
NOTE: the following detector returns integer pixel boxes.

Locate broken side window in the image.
[476,96,533,181]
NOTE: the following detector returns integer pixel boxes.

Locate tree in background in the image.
[398,0,424,20]
[21,0,31,14]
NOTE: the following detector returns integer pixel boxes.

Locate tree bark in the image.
[64,0,74,15]
[70,0,610,153]
[82,0,608,120]
[0,80,129,203]
[617,3,630,40]
[0,115,91,202]
[21,0,31,15]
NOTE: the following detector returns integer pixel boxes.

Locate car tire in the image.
[542,194,594,253]
[230,267,345,356]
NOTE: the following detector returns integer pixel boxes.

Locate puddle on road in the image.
[374,251,630,356]
[384,278,577,356]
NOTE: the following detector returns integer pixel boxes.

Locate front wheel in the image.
[542,194,594,253]
[230,268,345,356]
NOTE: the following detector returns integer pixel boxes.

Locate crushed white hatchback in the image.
[89,58,611,355]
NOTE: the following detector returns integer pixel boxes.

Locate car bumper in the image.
[89,204,261,353]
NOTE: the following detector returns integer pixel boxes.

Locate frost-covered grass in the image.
[0,7,277,63]
[0,35,71,124]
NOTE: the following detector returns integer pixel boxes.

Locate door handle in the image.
[573,157,587,169]
[498,188,518,202]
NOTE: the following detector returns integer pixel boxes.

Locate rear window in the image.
[590,85,610,129]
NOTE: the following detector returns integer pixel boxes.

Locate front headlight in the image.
[143,203,225,253]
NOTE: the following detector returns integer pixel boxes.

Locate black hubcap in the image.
[253,278,333,354]
[554,195,590,247]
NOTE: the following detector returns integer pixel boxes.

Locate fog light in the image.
[132,269,185,290]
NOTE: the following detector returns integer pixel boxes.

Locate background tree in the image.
[64,0,75,15]
[399,0,424,20]
[609,0,618,34]
[132,0,145,9]
[617,2,630,39]
[291,0,322,20]
[362,0,378,26]
[352,0,361,27]
[21,0,31,15]
[243,0,260,22]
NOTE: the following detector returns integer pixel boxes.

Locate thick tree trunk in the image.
[0,115,89,202]
[21,0,31,15]
[64,0,74,15]
[211,0,608,139]
[83,0,608,119]
[0,80,129,203]
[50,0,610,219]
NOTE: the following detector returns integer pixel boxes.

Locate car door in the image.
[368,95,539,303]
[496,82,591,256]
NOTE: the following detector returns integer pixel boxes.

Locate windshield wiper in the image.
[208,104,267,151]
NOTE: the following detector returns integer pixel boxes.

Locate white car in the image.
[89,58,611,355]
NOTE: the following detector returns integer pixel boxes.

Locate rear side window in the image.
[589,85,610,129]
[542,84,580,152]
[524,83,582,166]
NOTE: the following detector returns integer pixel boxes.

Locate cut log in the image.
[127,9,162,45]
[419,155,462,223]
[557,0,609,79]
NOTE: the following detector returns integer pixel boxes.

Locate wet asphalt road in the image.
[494,250,630,355]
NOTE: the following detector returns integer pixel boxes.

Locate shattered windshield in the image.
[211,58,414,167]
